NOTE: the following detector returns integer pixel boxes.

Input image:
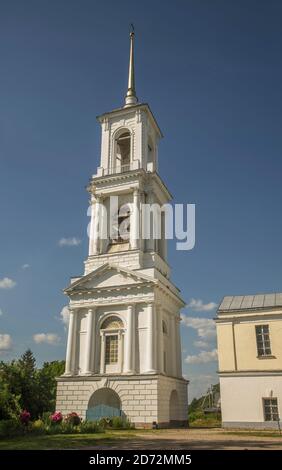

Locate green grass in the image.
[0,430,138,450]
[188,412,221,428]
[1,427,281,450]
[224,430,282,439]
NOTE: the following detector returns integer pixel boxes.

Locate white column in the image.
[64,309,76,376]
[175,317,182,377]
[123,304,135,374]
[84,308,96,375]
[88,197,96,256]
[118,330,123,373]
[161,212,167,261]
[130,188,139,250]
[100,332,106,374]
[139,191,145,251]
[146,303,156,373]
[146,190,155,252]
[170,314,177,377]
[157,305,164,374]
[93,196,101,255]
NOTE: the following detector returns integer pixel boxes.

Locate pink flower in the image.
[50,411,63,424]
[65,412,81,426]
[20,410,31,425]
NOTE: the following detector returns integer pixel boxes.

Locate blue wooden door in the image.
[86,404,122,421]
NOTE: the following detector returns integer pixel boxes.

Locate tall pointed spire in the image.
[124,25,138,107]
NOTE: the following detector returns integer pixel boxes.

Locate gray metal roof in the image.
[218,293,282,312]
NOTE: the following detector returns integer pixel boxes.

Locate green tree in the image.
[0,351,65,420]
[17,349,39,417]
[0,377,21,420]
[18,349,36,375]
[37,361,65,413]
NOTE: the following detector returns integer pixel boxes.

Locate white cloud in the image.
[193,340,209,349]
[181,315,216,339]
[21,264,30,269]
[185,349,218,364]
[33,333,60,345]
[58,237,81,247]
[0,334,12,351]
[187,298,218,312]
[0,277,16,289]
[60,306,70,326]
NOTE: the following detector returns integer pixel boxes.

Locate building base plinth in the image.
[56,374,188,428]
[223,421,281,430]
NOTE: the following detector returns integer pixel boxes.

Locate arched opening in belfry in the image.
[108,203,131,251]
[86,387,123,421]
[116,204,131,243]
[147,136,155,165]
[116,131,131,171]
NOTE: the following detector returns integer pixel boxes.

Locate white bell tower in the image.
[56,30,188,428]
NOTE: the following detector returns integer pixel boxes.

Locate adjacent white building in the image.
[216,293,282,429]
[56,31,188,427]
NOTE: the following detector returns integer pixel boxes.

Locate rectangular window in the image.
[255,324,272,356]
[105,335,118,364]
[263,398,279,422]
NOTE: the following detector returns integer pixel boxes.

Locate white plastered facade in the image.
[56,97,188,427]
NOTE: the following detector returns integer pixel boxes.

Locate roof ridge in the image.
[218,292,282,311]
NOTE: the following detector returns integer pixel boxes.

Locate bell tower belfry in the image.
[56,30,188,428]
[96,32,159,178]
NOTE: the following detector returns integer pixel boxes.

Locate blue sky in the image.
[1,0,282,399]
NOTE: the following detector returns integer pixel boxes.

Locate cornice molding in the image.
[219,370,282,377]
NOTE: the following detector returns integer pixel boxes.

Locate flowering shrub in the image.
[20,410,31,425]
[79,420,104,434]
[50,411,63,424]
[31,419,45,435]
[65,412,81,426]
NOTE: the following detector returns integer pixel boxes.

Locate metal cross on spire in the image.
[124,24,138,107]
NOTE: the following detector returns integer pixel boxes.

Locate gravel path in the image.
[89,428,282,450]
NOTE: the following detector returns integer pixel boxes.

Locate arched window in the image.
[100,316,124,372]
[101,316,124,331]
[116,131,131,172]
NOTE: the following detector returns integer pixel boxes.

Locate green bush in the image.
[65,412,81,426]
[41,411,52,425]
[0,414,133,439]
[188,411,221,428]
[95,416,133,430]
[97,417,110,429]
[58,421,79,434]
[111,416,133,429]
[0,419,24,438]
[79,420,104,434]
[188,410,205,422]
[31,419,46,435]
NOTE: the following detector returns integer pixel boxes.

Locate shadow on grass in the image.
[0,431,137,450]
[1,428,282,450]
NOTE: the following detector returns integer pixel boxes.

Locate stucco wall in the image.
[69,301,181,378]
[56,374,188,427]
[157,375,188,425]
[217,318,282,372]
[220,374,282,427]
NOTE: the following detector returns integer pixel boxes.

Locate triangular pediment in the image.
[64,263,155,294]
